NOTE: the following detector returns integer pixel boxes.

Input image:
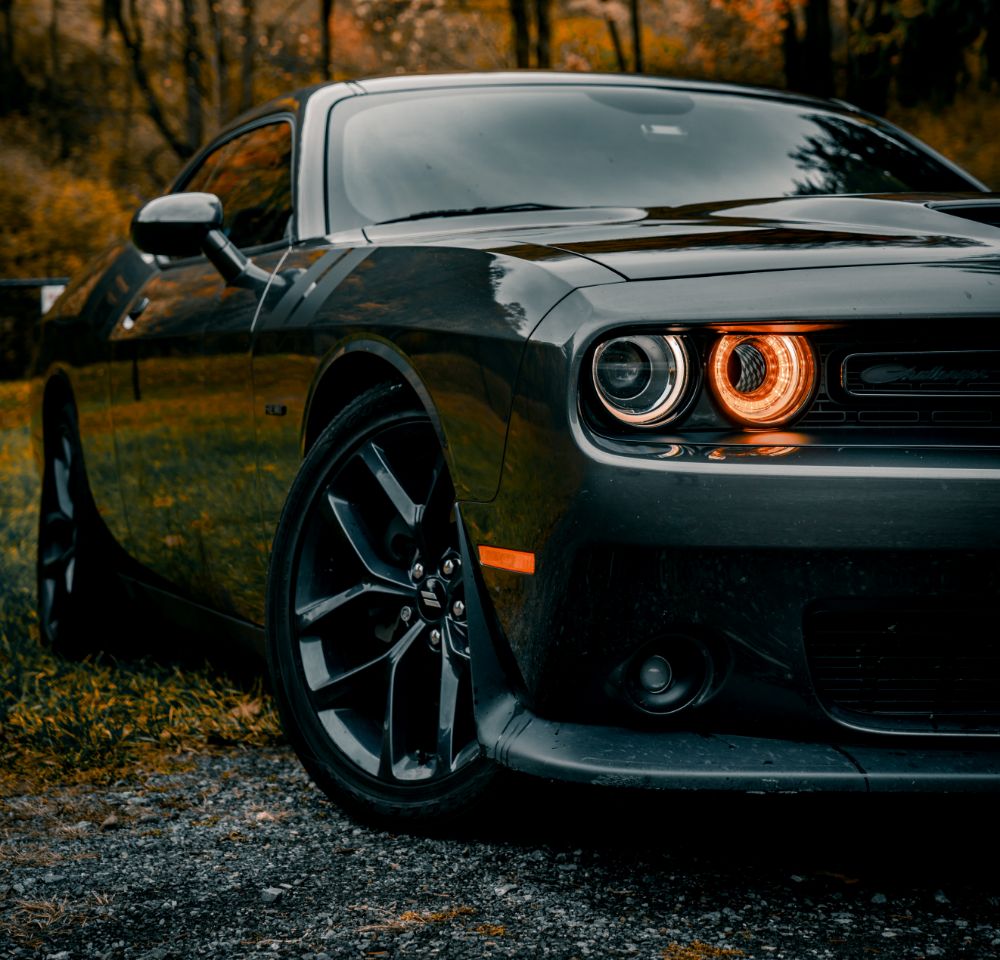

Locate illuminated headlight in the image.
[592,335,690,426]
[708,334,817,427]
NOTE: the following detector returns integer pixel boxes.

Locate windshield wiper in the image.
[374,203,573,226]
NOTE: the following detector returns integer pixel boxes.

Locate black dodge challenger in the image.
[31,72,1000,819]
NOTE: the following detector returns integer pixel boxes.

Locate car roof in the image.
[349,70,848,112]
[234,72,863,131]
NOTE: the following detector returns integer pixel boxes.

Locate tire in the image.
[266,384,496,823]
[37,398,112,657]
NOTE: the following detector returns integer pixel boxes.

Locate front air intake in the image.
[805,600,1000,734]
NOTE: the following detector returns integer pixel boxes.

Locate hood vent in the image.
[928,199,1000,229]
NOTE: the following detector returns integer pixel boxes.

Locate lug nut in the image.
[442,558,456,576]
[411,562,424,581]
[429,628,442,648]
[400,605,413,624]
[452,600,465,618]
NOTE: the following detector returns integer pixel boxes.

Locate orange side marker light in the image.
[478,545,536,575]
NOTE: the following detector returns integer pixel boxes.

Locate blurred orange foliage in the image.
[0,147,134,279]
[0,0,995,284]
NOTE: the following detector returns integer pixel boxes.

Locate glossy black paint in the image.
[31,72,1000,792]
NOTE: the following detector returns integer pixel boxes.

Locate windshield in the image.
[327,85,976,228]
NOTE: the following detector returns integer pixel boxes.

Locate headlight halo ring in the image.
[708,333,817,428]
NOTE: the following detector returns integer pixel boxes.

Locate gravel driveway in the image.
[2,747,998,960]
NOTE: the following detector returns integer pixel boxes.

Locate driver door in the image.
[109,119,295,610]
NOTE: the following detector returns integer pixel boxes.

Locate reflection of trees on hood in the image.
[789,114,950,196]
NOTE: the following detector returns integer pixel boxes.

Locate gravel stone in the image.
[2,747,998,959]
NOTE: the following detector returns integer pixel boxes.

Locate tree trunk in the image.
[629,0,642,73]
[802,0,834,96]
[509,0,530,67]
[845,0,893,113]
[320,0,333,80]
[604,7,627,72]
[48,0,65,156]
[119,65,135,179]
[782,0,804,91]
[240,0,255,111]
[983,4,1000,90]
[109,0,193,158]
[48,0,61,84]
[0,0,15,113]
[207,0,229,126]
[534,0,552,68]
[181,0,204,149]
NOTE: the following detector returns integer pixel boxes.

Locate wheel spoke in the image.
[378,621,424,780]
[39,577,59,633]
[39,540,74,576]
[358,441,419,531]
[309,657,382,711]
[295,581,408,636]
[436,621,467,773]
[52,455,74,520]
[419,455,454,557]
[304,622,422,714]
[322,489,411,591]
[424,456,451,522]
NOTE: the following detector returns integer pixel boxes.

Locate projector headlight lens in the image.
[592,335,690,426]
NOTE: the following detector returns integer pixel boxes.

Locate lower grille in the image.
[805,601,1000,733]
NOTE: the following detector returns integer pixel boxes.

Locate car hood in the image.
[366,194,1000,281]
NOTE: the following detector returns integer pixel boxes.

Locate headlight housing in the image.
[708,334,817,427]
[591,334,691,426]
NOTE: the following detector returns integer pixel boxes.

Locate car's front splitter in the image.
[488,716,1000,793]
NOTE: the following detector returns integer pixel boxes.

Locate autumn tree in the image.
[629,0,641,72]
[896,0,994,107]
[0,0,13,113]
[508,0,554,67]
[320,0,334,79]
[240,0,255,111]
[780,0,833,97]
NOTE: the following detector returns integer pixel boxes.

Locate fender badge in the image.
[264,403,287,417]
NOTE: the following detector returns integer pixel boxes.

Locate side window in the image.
[181,121,294,248]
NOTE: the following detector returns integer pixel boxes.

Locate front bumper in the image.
[458,279,1000,788]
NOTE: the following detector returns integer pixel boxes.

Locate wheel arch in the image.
[301,338,451,460]
[41,368,76,419]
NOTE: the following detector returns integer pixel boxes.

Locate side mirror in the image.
[130,192,272,288]
[131,192,223,258]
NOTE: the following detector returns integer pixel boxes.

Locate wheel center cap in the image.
[417,578,448,620]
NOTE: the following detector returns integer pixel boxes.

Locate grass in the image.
[0,379,283,794]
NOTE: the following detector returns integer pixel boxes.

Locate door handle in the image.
[123,297,150,330]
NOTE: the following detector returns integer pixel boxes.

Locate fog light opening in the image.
[624,635,712,716]
[638,654,673,694]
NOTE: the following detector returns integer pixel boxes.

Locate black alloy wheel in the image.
[37,399,108,656]
[266,384,495,822]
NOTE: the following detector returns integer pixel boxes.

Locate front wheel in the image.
[266,384,495,822]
